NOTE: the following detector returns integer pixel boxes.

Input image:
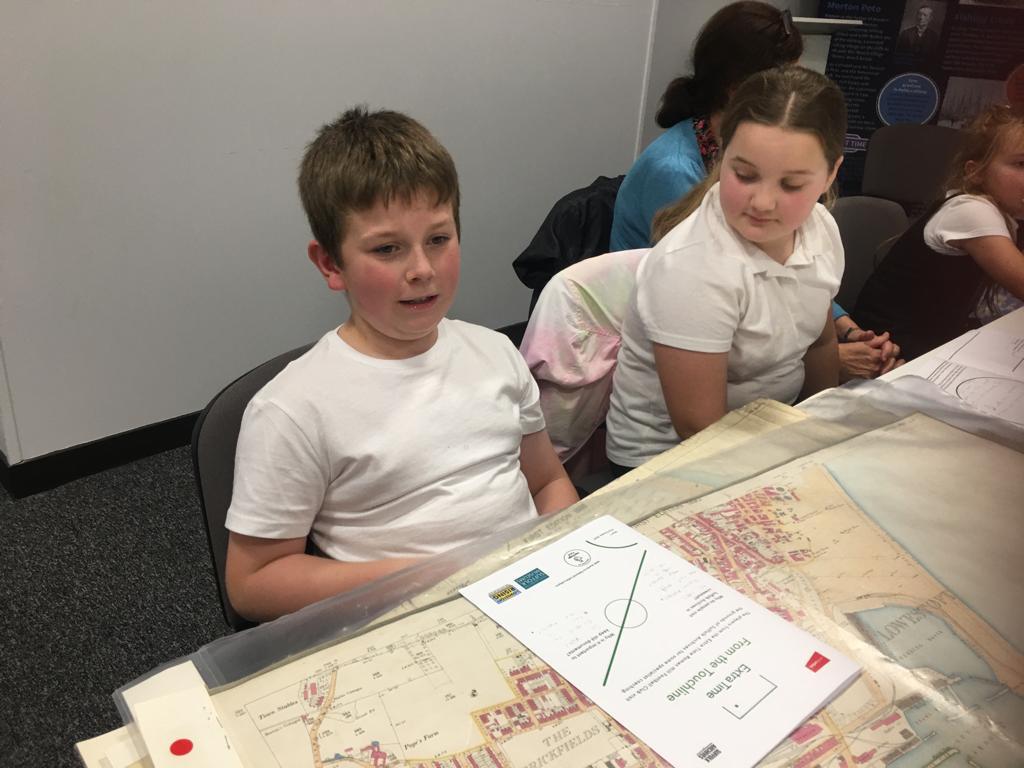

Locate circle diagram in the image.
[605,598,648,629]
[955,377,1024,427]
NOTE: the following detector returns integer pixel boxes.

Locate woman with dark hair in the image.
[610,1,802,252]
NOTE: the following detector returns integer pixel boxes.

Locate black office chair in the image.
[831,196,909,309]
[513,175,624,314]
[496,320,527,348]
[191,344,313,630]
[862,124,964,217]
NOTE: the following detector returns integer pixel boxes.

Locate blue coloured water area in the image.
[854,605,1024,767]
[857,605,992,679]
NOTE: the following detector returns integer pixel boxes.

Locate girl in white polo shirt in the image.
[607,66,846,470]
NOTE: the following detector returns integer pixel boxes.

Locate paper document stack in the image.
[461,516,860,768]
[892,324,1024,427]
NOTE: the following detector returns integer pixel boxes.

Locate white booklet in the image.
[460,516,859,768]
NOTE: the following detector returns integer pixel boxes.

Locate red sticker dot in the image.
[170,738,194,756]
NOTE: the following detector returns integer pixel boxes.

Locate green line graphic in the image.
[603,549,647,686]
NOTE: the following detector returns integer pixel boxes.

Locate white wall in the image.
[0,0,657,463]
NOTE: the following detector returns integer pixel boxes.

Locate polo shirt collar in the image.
[704,184,828,276]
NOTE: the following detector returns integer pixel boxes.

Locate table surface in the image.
[78,314,1024,768]
[881,306,1024,382]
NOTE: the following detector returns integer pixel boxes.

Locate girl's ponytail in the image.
[654,1,803,129]
[656,77,700,129]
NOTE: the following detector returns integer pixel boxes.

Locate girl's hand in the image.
[839,327,904,380]
[838,340,887,380]
[856,329,900,359]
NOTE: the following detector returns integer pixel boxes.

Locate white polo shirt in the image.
[606,183,843,467]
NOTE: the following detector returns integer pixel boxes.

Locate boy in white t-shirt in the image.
[225,108,578,622]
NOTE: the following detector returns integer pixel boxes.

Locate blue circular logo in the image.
[877,73,940,125]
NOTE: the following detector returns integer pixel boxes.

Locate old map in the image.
[211,413,1024,767]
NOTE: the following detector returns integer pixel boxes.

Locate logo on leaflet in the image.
[488,584,520,604]
[564,548,591,567]
[697,742,721,762]
[805,651,830,672]
[514,568,549,589]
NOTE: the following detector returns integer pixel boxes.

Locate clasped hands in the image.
[839,328,904,380]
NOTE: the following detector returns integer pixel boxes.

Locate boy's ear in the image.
[308,240,346,292]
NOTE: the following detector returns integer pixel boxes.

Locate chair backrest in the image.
[512,175,625,314]
[862,124,964,214]
[191,343,313,629]
[830,196,909,309]
[495,320,527,348]
[520,249,647,464]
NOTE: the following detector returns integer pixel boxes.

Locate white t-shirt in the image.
[606,183,843,467]
[520,248,648,461]
[924,193,1021,324]
[923,193,1017,255]
[226,319,545,562]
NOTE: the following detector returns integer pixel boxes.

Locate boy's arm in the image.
[519,430,579,515]
[225,533,419,623]
[800,309,840,399]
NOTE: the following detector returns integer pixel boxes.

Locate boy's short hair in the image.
[298,107,461,264]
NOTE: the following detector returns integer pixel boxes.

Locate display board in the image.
[819,0,1024,194]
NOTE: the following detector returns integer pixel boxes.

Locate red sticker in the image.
[806,652,830,672]
[170,738,194,756]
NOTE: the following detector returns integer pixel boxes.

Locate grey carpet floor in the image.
[1,446,233,767]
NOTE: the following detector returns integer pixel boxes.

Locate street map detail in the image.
[212,414,1024,768]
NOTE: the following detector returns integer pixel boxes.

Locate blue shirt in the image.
[610,119,705,252]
